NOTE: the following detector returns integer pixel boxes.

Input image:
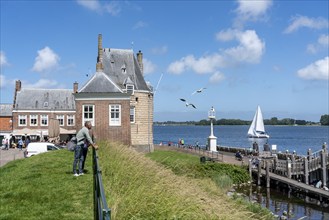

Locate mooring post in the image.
[304,157,309,185]
[257,158,262,186]
[266,160,270,188]
[321,142,327,187]
[287,158,292,179]
[249,159,252,178]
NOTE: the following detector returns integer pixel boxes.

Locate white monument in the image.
[208,106,217,152]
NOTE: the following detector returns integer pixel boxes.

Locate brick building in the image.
[75,34,154,152]
[8,34,154,151]
[11,80,76,141]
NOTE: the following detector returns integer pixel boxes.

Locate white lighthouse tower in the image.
[208,106,217,152]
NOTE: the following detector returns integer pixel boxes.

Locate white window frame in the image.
[109,104,121,126]
[126,84,134,95]
[67,115,75,126]
[30,115,38,126]
[130,106,135,123]
[83,105,95,126]
[41,115,48,126]
[56,115,64,126]
[18,115,27,126]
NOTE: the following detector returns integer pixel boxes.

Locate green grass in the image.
[0,150,94,220]
[0,143,274,220]
[146,149,250,185]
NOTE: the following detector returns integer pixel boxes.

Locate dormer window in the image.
[43,102,48,107]
[121,64,127,74]
[126,84,134,95]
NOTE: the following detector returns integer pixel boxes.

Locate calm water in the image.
[154,125,329,155]
[153,125,329,219]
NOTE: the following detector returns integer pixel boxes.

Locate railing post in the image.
[257,159,262,186]
[287,158,291,179]
[93,148,98,220]
[266,160,270,188]
[321,143,328,187]
[304,157,309,185]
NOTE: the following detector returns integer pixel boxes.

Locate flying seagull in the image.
[192,87,207,95]
[180,98,196,109]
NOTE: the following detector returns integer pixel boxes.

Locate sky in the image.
[0,0,328,122]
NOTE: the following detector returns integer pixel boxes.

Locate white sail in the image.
[248,106,269,138]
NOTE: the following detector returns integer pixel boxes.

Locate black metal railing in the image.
[92,148,111,220]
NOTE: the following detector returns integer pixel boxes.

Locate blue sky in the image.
[1,0,328,122]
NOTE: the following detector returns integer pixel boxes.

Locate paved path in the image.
[0,148,25,167]
[155,145,249,166]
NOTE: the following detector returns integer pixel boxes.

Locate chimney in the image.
[15,80,21,92]
[96,34,103,72]
[137,50,143,75]
[13,80,22,108]
[73,82,78,93]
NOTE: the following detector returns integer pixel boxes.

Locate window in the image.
[109,105,121,126]
[56,115,64,126]
[41,115,48,126]
[130,106,135,123]
[126,84,134,95]
[18,115,27,126]
[83,105,94,126]
[30,115,38,126]
[67,115,75,126]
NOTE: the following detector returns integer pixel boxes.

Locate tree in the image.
[320,114,329,126]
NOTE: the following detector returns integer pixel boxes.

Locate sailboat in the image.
[247,106,269,139]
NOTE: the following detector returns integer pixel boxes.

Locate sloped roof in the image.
[102,48,150,91]
[14,89,75,110]
[0,104,12,116]
[78,71,123,93]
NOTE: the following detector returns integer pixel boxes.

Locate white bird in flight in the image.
[180,98,196,109]
[192,87,206,95]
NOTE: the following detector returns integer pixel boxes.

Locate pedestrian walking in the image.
[72,121,98,176]
[18,139,23,151]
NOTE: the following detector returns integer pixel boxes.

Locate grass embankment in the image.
[0,143,273,219]
[0,150,93,220]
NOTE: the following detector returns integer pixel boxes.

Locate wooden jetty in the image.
[250,143,329,200]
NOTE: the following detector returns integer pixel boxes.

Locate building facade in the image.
[8,34,154,151]
[11,80,76,141]
[74,34,154,151]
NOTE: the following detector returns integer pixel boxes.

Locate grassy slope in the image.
[0,143,273,220]
[0,150,93,220]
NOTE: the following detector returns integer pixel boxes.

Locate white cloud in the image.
[151,46,168,55]
[297,56,329,80]
[209,71,225,84]
[234,0,272,27]
[31,47,60,73]
[307,34,329,54]
[284,15,329,34]
[167,54,225,75]
[168,29,265,75]
[222,29,265,64]
[77,0,121,15]
[0,51,9,67]
[104,1,121,16]
[143,58,156,75]
[133,21,148,30]
[24,79,60,88]
[216,28,239,42]
[76,0,101,11]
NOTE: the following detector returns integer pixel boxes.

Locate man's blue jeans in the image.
[72,144,83,174]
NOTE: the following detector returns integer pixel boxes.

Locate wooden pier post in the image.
[249,159,252,179]
[287,158,292,179]
[266,160,270,188]
[257,159,262,186]
[304,157,309,185]
[321,143,328,187]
